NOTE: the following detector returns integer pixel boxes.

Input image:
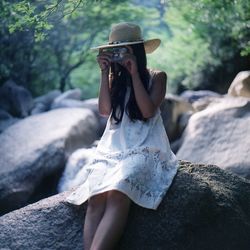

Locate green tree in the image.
[1,0,249,97]
[163,0,250,92]
[0,0,145,96]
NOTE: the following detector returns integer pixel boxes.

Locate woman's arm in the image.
[122,54,166,118]
[98,71,111,116]
[97,51,112,117]
[131,71,166,118]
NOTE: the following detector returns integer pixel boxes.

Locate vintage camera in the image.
[105,47,129,62]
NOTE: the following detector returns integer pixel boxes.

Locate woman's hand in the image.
[120,54,138,76]
[97,49,111,74]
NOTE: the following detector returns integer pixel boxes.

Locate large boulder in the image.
[55,88,82,101]
[228,71,250,98]
[0,109,20,133]
[180,90,221,103]
[81,98,108,137]
[51,97,107,137]
[0,80,34,118]
[51,99,87,110]
[57,147,97,193]
[0,108,99,215]
[180,90,223,112]
[160,94,193,142]
[177,97,250,179]
[0,161,250,250]
[191,95,224,112]
[0,190,85,250]
[51,88,82,110]
[31,90,61,115]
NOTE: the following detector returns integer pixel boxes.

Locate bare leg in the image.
[90,190,131,250]
[84,193,107,250]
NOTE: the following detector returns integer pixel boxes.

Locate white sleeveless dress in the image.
[66,72,178,210]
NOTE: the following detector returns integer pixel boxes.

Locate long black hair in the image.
[110,43,150,124]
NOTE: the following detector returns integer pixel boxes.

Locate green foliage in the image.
[176,0,250,56]
[0,0,249,97]
[147,7,212,91]
[0,0,146,96]
[165,0,250,90]
[0,0,53,41]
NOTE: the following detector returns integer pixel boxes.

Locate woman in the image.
[66,22,178,250]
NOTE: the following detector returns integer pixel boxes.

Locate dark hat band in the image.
[109,39,144,45]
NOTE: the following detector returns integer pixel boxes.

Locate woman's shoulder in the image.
[148,68,167,78]
[148,68,167,84]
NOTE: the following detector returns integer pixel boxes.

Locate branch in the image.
[62,30,99,80]
[63,0,84,16]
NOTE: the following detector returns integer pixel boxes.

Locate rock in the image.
[35,90,62,105]
[0,109,20,133]
[50,89,83,110]
[160,94,194,141]
[0,118,20,133]
[57,147,96,193]
[30,102,48,115]
[177,97,250,179]
[180,90,221,103]
[0,191,85,250]
[31,90,61,115]
[51,99,87,110]
[228,71,250,98]
[80,98,99,110]
[81,98,108,137]
[170,137,183,154]
[0,109,12,120]
[0,161,250,250]
[192,96,224,112]
[169,112,193,153]
[52,88,82,104]
[52,97,108,137]
[0,108,99,215]
[57,88,82,100]
[120,161,250,250]
[0,80,34,118]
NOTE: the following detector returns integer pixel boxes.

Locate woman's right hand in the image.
[97,49,111,74]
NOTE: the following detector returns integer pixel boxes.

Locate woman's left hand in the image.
[120,54,138,76]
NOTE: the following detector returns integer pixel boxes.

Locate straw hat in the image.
[91,22,161,54]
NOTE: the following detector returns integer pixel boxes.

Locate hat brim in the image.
[91,39,161,54]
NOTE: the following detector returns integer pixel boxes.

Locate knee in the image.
[107,190,130,208]
[87,194,106,213]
